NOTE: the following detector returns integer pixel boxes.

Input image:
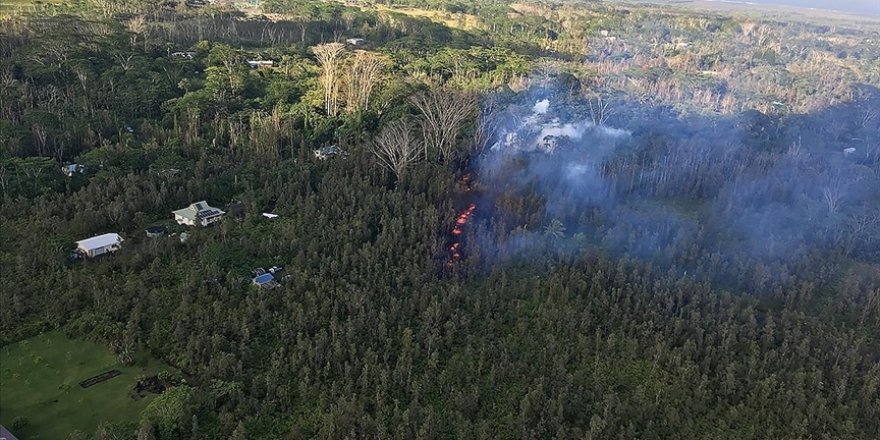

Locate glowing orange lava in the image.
[446,203,476,268]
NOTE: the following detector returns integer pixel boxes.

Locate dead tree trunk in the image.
[344,51,386,113]
[312,43,347,117]
[410,87,477,163]
[371,119,422,183]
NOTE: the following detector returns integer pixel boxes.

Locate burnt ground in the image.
[132,374,180,398]
[133,375,165,397]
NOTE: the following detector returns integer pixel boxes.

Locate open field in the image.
[374,5,483,30]
[0,331,172,439]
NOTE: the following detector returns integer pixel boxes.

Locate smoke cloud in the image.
[470,80,880,285]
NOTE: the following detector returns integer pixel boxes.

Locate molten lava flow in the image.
[446,171,478,269]
[446,203,476,268]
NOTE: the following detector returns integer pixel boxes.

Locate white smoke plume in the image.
[491,99,630,154]
[472,83,880,282]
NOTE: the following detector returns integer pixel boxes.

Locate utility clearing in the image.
[0,331,171,439]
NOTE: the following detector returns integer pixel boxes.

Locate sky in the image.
[706,0,880,15]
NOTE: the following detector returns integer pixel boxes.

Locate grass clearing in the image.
[0,0,63,16]
[374,5,483,30]
[0,331,172,439]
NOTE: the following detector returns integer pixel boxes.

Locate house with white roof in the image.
[62,163,86,177]
[1,424,21,440]
[247,60,274,69]
[313,145,345,160]
[173,201,225,226]
[76,233,124,258]
[171,51,196,59]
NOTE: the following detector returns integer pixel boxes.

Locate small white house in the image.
[62,164,86,177]
[173,201,225,227]
[171,51,196,59]
[313,145,344,160]
[346,38,366,46]
[247,60,274,69]
[76,233,123,258]
[2,424,22,440]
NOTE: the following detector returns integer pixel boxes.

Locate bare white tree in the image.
[472,97,500,155]
[858,105,878,129]
[90,0,116,17]
[344,51,386,113]
[841,211,880,256]
[32,124,48,156]
[587,95,615,126]
[410,87,478,162]
[312,43,347,116]
[865,142,879,163]
[114,53,135,72]
[822,181,844,214]
[128,15,147,49]
[371,119,422,181]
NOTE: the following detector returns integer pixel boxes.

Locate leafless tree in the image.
[822,181,844,214]
[865,143,879,164]
[73,67,89,93]
[344,51,386,113]
[90,0,116,17]
[312,43,347,116]
[786,137,802,158]
[473,97,500,155]
[0,66,13,89]
[114,53,135,72]
[128,15,147,49]
[32,124,48,156]
[587,95,614,126]
[839,211,880,256]
[410,87,478,162]
[371,119,422,181]
[0,164,8,196]
[858,105,878,129]
[20,160,47,194]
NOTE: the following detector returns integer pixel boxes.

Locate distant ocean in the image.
[703,0,880,16]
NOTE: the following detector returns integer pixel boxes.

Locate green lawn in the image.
[0,331,172,439]
[0,0,63,16]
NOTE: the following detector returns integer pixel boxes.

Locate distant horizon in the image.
[701,0,880,16]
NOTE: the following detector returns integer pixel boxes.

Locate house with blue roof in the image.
[252,273,276,288]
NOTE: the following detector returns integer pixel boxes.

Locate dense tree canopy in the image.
[0,0,878,439]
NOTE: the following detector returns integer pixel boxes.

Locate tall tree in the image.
[410,87,478,162]
[312,42,347,116]
[127,15,147,50]
[344,51,386,113]
[371,119,422,182]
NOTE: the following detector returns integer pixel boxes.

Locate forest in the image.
[0,0,878,439]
